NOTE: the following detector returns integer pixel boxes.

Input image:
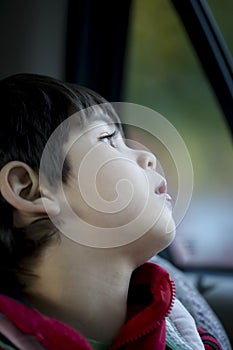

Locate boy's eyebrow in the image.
[93,114,115,125]
[90,109,121,128]
[91,106,120,124]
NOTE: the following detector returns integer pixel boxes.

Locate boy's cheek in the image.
[79,160,149,215]
[62,162,166,229]
[53,178,175,249]
[51,148,175,247]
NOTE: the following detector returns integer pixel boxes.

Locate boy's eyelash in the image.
[99,130,117,139]
[98,129,119,146]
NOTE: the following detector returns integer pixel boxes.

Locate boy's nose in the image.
[135,149,157,170]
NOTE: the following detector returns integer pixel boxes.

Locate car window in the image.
[123,0,233,269]
[208,0,233,55]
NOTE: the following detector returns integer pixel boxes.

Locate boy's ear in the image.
[0,161,60,217]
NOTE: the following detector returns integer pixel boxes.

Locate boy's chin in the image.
[127,220,176,266]
[144,217,176,258]
[149,234,174,256]
[157,216,176,249]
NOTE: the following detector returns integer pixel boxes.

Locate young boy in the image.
[0,74,222,349]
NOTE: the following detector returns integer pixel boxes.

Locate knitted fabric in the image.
[151,256,231,350]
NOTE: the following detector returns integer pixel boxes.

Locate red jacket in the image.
[0,263,221,349]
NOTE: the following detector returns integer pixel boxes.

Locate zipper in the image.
[110,277,176,350]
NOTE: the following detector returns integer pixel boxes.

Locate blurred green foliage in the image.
[123,0,233,191]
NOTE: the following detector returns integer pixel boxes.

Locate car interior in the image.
[0,0,232,348]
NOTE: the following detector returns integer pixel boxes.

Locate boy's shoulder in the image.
[0,263,174,350]
[0,263,223,349]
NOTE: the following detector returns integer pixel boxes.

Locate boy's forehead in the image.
[70,106,119,131]
[88,108,117,125]
[64,109,117,144]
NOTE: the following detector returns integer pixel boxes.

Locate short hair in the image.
[0,73,120,294]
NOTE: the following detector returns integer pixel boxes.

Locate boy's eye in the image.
[99,130,118,148]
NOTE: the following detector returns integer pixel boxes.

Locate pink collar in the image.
[0,262,175,350]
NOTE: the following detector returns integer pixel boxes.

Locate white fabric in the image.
[166,298,204,350]
[150,255,231,350]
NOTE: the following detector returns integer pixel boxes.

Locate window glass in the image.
[207,0,233,55]
[123,0,233,269]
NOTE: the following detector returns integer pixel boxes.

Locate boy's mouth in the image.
[155,180,173,204]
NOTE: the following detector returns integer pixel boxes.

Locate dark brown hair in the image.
[0,73,120,294]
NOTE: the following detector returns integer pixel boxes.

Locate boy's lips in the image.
[163,193,173,203]
[154,180,173,204]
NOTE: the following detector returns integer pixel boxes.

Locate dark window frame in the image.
[170,0,233,134]
[66,0,233,133]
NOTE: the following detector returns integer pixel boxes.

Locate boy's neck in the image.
[23,235,135,343]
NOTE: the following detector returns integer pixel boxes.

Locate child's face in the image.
[53,115,175,251]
